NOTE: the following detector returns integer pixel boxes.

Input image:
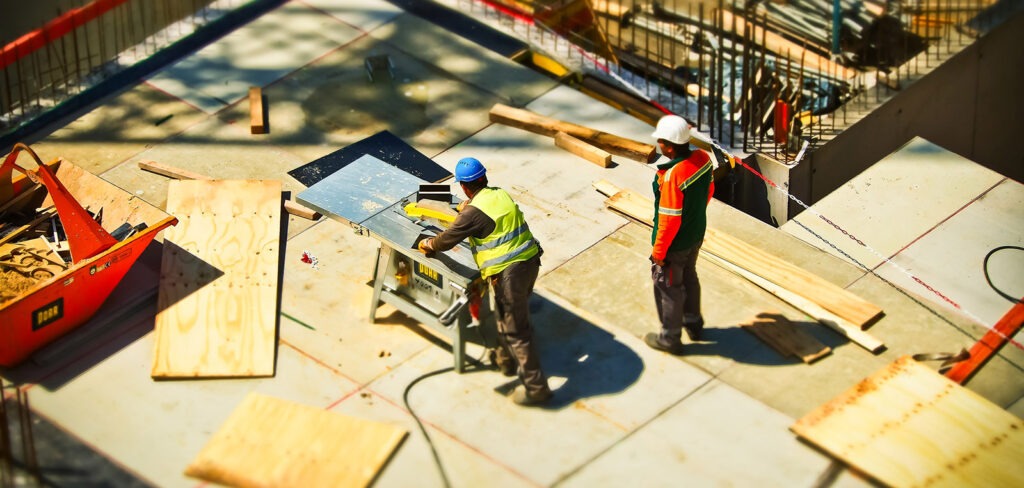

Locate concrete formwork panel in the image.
[27,84,209,174]
[146,1,363,113]
[302,0,403,34]
[217,32,503,164]
[558,379,871,488]
[21,318,360,487]
[368,13,557,107]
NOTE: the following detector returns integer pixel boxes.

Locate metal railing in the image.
[446,0,1005,161]
[0,0,248,143]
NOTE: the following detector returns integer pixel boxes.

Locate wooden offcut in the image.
[554,131,612,167]
[792,356,1024,487]
[489,103,657,163]
[739,312,831,363]
[138,160,321,220]
[186,392,406,488]
[249,86,266,135]
[152,180,281,378]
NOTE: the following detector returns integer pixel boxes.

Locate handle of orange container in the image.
[1,143,117,264]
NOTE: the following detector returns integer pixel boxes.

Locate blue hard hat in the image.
[454,157,486,182]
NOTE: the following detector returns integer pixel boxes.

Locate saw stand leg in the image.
[369,246,388,323]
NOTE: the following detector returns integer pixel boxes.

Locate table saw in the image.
[296,153,497,373]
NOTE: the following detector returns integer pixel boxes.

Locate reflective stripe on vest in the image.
[467,188,539,278]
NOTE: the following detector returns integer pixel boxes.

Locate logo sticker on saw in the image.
[414,262,443,288]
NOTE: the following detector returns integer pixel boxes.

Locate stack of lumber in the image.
[593,180,885,353]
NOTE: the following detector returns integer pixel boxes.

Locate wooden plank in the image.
[739,312,831,363]
[138,160,321,221]
[186,392,406,488]
[944,300,1024,384]
[554,131,612,168]
[792,356,1024,488]
[489,103,657,163]
[704,227,883,328]
[249,86,266,135]
[0,207,56,247]
[594,181,883,328]
[152,180,281,378]
[704,252,884,353]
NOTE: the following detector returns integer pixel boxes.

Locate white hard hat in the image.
[651,115,691,145]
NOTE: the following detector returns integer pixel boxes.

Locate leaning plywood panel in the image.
[791,356,1024,487]
[152,180,281,378]
[186,393,406,488]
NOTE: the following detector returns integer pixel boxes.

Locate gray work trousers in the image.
[492,254,550,397]
[652,240,703,343]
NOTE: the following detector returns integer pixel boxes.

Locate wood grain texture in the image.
[249,86,266,135]
[739,312,831,363]
[137,159,321,220]
[554,131,612,167]
[152,180,281,378]
[186,392,406,488]
[594,181,883,329]
[489,103,657,163]
[792,356,1024,487]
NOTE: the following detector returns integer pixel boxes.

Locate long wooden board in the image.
[592,180,884,329]
[792,356,1024,487]
[489,103,657,163]
[152,180,281,378]
[186,392,406,488]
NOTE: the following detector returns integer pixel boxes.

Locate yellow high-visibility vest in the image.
[467,188,539,279]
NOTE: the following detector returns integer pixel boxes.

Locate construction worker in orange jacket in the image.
[644,115,715,354]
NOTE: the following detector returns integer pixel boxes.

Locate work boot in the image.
[683,317,704,341]
[512,386,552,407]
[643,332,683,355]
[491,347,517,377]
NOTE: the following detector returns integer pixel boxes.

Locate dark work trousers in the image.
[652,240,704,343]
[491,254,550,397]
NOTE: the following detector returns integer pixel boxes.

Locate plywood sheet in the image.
[791,356,1024,487]
[186,393,407,488]
[152,180,281,378]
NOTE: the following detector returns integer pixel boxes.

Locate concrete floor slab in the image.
[364,346,635,486]
[97,116,307,202]
[147,1,362,113]
[782,137,1006,271]
[559,379,871,488]
[216,33,502,164]
[329,388,535,488]
[303,0,403,33]
[27,84,208,174]
[873,176,1024,328]
[24,315,359,487]
[278,219,439,385]
[369,13,557,107]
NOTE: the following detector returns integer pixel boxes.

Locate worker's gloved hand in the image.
[650,255,666,267]
[417,238,436,257]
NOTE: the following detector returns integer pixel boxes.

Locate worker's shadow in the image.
[497,295,644,409]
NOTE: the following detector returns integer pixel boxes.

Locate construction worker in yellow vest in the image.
[417,157,552,406]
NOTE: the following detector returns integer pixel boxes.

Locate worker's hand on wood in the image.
[417,238,435,257]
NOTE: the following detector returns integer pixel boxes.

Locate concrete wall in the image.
[787,10,1024,219]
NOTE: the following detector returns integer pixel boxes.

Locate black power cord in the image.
[983,245,1024,304]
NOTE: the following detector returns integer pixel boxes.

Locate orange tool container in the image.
[0,143,177,367]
